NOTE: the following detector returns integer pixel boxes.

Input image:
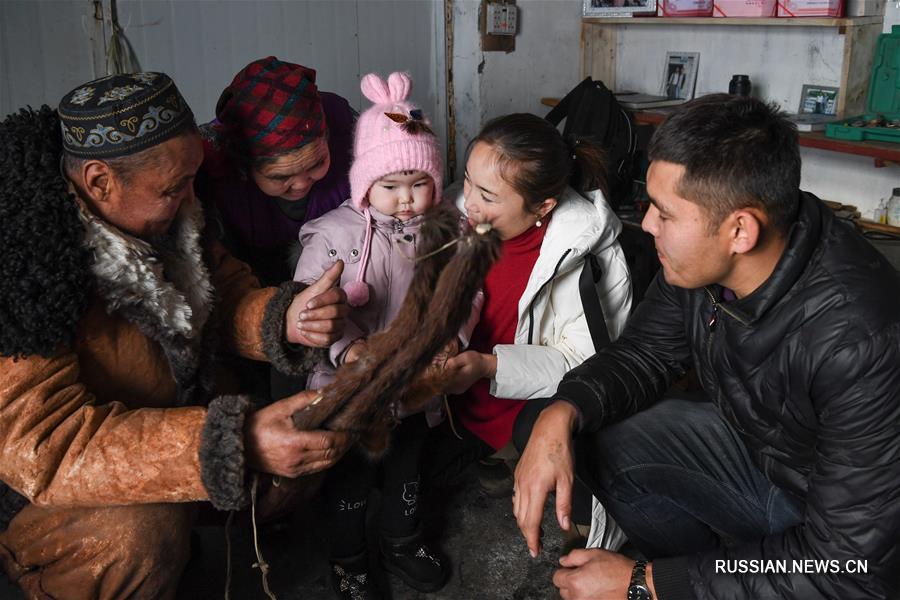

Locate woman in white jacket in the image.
[442,113,632,549]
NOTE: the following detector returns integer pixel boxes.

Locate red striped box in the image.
[777,0,844,16]
[658,0,715,16]
[713,0,778,16]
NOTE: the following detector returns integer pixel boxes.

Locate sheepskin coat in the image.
[0,194,319,526]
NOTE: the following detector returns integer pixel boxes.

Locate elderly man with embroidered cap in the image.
[0,72,350,598]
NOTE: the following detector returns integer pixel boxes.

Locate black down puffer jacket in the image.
[557,192,900,599]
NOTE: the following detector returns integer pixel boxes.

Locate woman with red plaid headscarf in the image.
[198,56,355,286]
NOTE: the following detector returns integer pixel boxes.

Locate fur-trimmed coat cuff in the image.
[262,281,326,377]
[200,395,252,511]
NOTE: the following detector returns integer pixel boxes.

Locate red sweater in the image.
[455,223,547,450]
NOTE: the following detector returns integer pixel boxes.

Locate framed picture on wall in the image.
[583,0,658,17]
[660,51,699,101]
[784,84,840,131]
[798,84,839,115]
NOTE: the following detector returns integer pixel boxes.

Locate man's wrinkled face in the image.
[103,133,204,239]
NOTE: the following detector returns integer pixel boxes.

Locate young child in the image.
[292,72,450,600]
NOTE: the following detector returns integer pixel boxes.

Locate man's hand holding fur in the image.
[286,261,348,347]
[245,390,352,477]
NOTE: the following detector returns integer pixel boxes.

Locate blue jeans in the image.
[578,395,804,558]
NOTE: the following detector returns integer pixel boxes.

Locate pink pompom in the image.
[345,280,370,307]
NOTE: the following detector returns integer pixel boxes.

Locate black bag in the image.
[545,77,637,209]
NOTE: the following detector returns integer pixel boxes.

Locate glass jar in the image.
[728,75,751,97]
[887,188,900,227]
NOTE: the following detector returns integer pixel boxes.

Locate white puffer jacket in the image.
[453,182,633,550]
[453,184,632,399]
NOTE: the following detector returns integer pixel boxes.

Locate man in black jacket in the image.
[514,94,900,600]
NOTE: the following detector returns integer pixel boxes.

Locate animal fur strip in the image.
[291,202,500,455]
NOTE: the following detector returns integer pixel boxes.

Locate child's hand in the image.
[431,338,460,369]
[343,339,368,364]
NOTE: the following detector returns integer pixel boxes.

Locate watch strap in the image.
[628,560,652,600]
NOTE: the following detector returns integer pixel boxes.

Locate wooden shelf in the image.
[581,16,882,27]
[858,219,900,235]
[630,109,900,165]
[579,16,883,116]
[539,98,900,166]
[800,132,900,166]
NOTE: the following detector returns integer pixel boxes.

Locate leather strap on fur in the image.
[200,395,251,511]
[262,281,326,377]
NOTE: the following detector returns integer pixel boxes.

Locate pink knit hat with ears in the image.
[349,72,443,209]
[344,72,443,307]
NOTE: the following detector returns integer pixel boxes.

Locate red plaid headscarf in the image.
[215,56,327,158]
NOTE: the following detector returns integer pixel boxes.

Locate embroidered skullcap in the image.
[214,56,326,158]
[58,72,195,159]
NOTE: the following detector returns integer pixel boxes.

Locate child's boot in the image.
[330,550,383,600]
[379,527,449,592]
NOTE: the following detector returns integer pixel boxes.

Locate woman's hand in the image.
[442,350,497,394]
[431,338,460,369]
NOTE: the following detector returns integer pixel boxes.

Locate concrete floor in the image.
[177,461,567,600]
[0,432,570,600]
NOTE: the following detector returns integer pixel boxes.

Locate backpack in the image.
[545,77,638,210]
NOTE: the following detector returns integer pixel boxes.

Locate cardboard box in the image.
[713,0,777,16]
[659,0,715,16]
[777,0,844,17]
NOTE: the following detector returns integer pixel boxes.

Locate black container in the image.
[729,75,752,97]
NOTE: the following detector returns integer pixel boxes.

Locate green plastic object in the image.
[826,25,900,144]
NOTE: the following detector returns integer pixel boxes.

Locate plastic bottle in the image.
[876,198,887,224]
[887,188,900,227]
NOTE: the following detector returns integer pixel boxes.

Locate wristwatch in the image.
[627,560,653,600]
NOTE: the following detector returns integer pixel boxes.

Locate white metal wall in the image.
[0,1,97,117]
[451,0,900,215]
[0,0,446,149]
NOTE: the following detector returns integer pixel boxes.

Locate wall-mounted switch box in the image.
[480,0,516,53]
[485,2,517,36]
